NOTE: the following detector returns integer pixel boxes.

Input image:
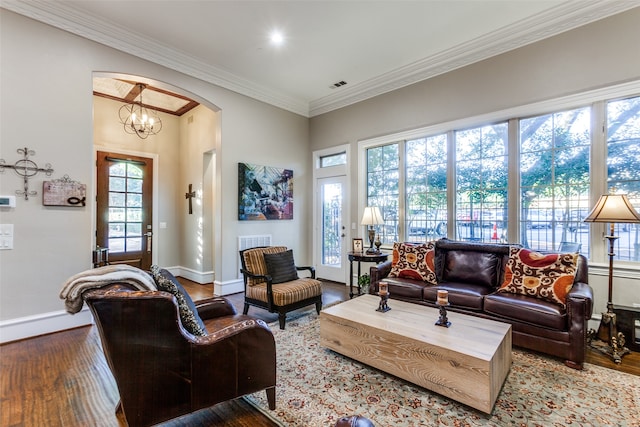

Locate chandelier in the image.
[118,83,162,139]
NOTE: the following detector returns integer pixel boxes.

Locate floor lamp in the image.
[361,207,383,254]
[584,193,640,363]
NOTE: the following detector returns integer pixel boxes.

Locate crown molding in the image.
[3,0,639,118]
[308,1,640,117]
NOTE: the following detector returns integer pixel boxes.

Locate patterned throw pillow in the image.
[389,242,437,285]
[498,247,578,307]
[150,265,207,336]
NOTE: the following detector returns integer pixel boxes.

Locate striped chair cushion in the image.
[242,246,288,286]
[246,277,322,306]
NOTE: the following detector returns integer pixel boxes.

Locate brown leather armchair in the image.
[84,284,276,427]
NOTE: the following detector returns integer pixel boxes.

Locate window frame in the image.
[358,80,640,268]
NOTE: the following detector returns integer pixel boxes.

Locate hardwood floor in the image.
[1,279,638,426]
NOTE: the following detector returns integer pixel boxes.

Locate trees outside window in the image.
[362,91,640,264]
[406,134,448,240]
[366,144,399,245]
[455,123,508,243]
[607,96,640,261]
[519,107,591,255]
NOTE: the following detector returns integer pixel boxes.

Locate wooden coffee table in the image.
[320,294,512,413]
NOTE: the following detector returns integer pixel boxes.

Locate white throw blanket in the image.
[60,264,157,314]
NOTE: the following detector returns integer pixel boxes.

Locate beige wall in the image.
[0,10,309,336]
[309,8,640,314]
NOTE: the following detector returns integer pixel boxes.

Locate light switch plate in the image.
[0,224,13,250]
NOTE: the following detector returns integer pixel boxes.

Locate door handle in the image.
[145,231,152,252]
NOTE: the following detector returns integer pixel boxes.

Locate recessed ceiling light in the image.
[270,30,284,46]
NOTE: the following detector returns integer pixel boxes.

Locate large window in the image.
[607,96,640,261]
[456,123,508,242]
[406,135,448,240]
[366,144,399,245]
[519,107,591,256]
[362,90,640,265]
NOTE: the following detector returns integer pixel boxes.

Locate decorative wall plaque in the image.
[43,175,86,207]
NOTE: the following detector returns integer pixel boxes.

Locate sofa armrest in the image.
[369,260,393,293]
[566,281,593,320]
[195,297,238,320]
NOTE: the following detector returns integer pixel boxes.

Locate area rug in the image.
[245,312,639,427]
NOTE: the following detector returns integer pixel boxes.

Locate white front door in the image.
[315,176,347,282]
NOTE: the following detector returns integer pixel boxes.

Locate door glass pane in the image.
[126,237,142,251]
[108,238,124,252]
[127,164,143,179]
[322,182,342,267]
[108,223,125,238]
[110,163,126,177]
[109,208,125,221]
[127,178,143,193]
[107,161,146,254]
[109,177,126,192]
[109,192,125,207]
[127,208,142,222]
[126,223,142,237]
[127,193,142,207]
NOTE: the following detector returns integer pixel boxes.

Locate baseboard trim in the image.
[0,308,93,344]
[173,266,214,284]
[215,278,244,296]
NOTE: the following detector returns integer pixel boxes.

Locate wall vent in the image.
[237,234,272,278]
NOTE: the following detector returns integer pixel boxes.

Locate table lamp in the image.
[361,206,383,254]
[584,193,640,363]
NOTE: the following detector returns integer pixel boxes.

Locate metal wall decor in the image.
[0,147,54,200]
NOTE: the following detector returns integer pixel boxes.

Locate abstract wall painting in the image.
[238,163,293,220]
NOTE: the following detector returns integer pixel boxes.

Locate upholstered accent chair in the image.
[240,246,323,329]
[83,270,276,427]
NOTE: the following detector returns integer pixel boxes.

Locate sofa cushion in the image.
[264,249,299,284]
[484,292,567,331]
[441,250,499,289]
[380,276,431,300]
[389,241,437,284]
[150,265,207,336]
[498,247,578,307]
[423,282,492,311]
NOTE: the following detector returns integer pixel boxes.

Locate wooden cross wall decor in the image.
[185,184,196,214]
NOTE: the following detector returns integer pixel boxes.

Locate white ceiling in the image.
[3,1,639,117]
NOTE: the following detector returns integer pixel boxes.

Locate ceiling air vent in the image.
[329,80,347,89]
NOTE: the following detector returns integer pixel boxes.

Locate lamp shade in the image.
[584,194,640,223]
[361,206,383,225]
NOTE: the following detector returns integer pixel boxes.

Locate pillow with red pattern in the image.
[498,247,578,307]
[389,242,437,285]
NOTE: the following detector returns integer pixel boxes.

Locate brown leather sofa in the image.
[369,239,593,369]
[84,268,276,427]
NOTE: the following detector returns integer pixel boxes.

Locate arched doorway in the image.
[92,73,221,283]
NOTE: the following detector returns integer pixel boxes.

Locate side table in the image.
[348,251,389,298]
